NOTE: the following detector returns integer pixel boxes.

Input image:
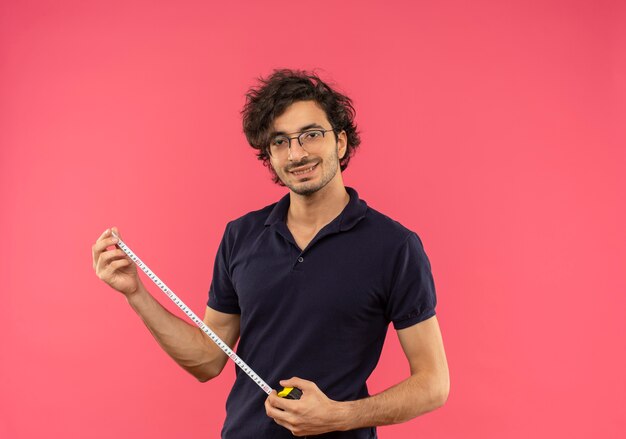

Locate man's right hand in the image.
[92,227,142,297]
[91,226,241,382]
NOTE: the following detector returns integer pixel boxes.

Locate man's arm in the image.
[265,315,449,436]
[128,290,240,382]
[93,227,240,382]
[340,315,449,426]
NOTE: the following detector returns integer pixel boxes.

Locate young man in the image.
[92,70,449,438]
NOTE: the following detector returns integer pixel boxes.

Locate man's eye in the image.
[304,131,320,139]
[272,138,286,146]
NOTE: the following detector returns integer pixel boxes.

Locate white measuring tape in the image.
[112,232,273,395]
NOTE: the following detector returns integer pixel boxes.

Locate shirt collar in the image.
[264,186,368,232]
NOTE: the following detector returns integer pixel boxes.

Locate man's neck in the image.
[287,181,350,229]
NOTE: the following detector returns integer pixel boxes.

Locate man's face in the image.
[268,100,347,196]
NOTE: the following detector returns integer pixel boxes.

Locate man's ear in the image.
[337,130,348,159]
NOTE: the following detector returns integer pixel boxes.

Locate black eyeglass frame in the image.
[267,128,336,155]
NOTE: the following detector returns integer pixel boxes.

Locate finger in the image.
[98,248,128,266]
[92,231,119,269]
[265,394,277,416]
[92,227,119,253]
[92,229,112,261]
[279,377,316,391]
[111,226,122,240]
[92,235,120,257]
[98,228,112,241]
[102,258,132,276]
[267,392,292,411]
[265,397,294,424]
[265,393,284,418]
[96,248,129,274]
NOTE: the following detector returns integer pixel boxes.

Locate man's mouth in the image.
[289,163,318,176]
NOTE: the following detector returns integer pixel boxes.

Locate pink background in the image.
[1,0,625,437]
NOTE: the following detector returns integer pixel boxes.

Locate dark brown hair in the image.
[241,69,361,183]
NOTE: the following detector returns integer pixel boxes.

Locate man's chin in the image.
[286,180,323,196]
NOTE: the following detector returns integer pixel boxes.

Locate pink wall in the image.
[1,0,624,437]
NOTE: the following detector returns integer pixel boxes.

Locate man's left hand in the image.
[265,377,347,436]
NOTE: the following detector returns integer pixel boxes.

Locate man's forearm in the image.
[125,284,221,381]
[338,371,449,430]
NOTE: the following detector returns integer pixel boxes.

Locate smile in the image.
[290,163,318,176]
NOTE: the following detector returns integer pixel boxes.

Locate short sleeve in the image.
[386,232,437,330]
[207,222,241,314]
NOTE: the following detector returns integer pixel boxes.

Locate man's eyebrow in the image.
[270,123,325,136]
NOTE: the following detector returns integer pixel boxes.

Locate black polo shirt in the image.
[208,187,437,439]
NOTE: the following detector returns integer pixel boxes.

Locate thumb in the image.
[279,377,316,391]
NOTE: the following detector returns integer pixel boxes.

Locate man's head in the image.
[242,69,361,187]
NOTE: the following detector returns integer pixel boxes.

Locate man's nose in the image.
[288,140,309,161]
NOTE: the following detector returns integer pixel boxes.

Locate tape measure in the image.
[112,232,301,400]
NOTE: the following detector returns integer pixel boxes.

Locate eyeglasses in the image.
[268,128,334,157]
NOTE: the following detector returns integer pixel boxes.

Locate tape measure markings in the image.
[112,232,273,395]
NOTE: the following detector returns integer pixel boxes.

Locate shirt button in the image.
[298,257,304,263]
